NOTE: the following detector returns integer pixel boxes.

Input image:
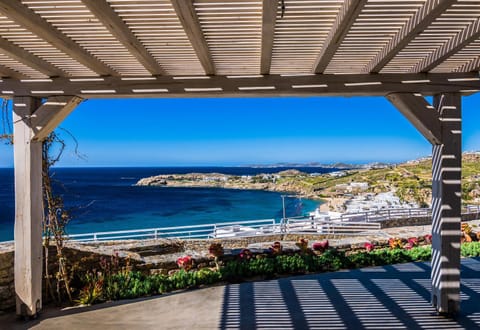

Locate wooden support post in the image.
[388,92,462,315]
[13,96,43,317]
[12,95,83,317]
[431,93,462,315]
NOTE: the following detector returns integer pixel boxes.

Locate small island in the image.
[136,153,480,212]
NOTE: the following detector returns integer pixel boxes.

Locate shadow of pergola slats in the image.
[219,258,480,330]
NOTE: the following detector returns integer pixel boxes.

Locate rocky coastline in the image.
[135,170,324,201]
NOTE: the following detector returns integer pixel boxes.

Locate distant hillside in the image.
[138,153,480,210]
[300,153,480,207]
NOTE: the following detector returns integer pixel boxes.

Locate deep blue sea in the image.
[0,167,334,241]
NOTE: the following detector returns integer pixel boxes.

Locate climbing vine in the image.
[42,132,74,303]
[1,99,79,303]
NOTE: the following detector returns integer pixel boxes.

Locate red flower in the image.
[424,234,432,244]
[312,240,329,252]
[364,242,375,252]
[176,256,193,271]
[407,237,418,247]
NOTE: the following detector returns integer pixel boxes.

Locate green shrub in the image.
[461,242,480,257]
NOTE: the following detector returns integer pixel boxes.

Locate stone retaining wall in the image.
[0,249,14,312]
[378,213,477,228]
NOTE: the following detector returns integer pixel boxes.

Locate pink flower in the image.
[239,248,252,260]
[312,240,329,252]
[424,234,432,244]
[364,242,375,252]
[176,256,193,271]
[407,237,418,247]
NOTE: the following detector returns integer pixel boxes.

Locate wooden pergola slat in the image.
[386,93,441,144]
[0,64,27,80]
[456,55,480,73]
[260,0,278,75]
[81,0,165,76]
[363,0,458,73]
[413,17,480,73]
[0,0,117,77]
[312,0,368,74]
[171,0,215,75]
[0,37,65,78]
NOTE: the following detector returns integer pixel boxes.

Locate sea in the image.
[0,167,337,242]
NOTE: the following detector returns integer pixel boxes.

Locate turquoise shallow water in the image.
[0,167,327,241]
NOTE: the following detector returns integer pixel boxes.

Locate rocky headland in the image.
[136,170,321,200]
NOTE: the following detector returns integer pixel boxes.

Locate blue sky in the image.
[1,94,479,167]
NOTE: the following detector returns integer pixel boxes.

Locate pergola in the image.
[1,0,479,318]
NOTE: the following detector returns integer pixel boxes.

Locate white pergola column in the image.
[13,96,43,317]
[387,92,461,315]
[431,93,462,315]
[12,95,83,317]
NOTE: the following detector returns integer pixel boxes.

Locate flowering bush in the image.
[208,242,224,258]
[388,237,403,249]
[312,240,329,253]
[424,234,432,244]
[296,238,309,254]
[364,242,375,252]
[270,241,283,255]
[404,237,419,250]
[176,256,194,271]
[239,248,253,260]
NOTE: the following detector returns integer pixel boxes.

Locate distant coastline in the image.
[135,169,326,201]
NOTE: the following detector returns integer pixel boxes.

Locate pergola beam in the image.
[0,73,478,98]
[386,93,441,144]
[313,0,368,74]
[31,96,84,141]
[0,37,65,78]
[413,17,480,73]
[171,0,215,75]
[81,0,165,76]
[364,0,457,73]
[0,0,117,77]
[260,0,278,75]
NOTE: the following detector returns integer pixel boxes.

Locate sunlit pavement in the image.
[2,257,480,330]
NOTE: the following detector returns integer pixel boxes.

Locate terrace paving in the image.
[1,257,479,330]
